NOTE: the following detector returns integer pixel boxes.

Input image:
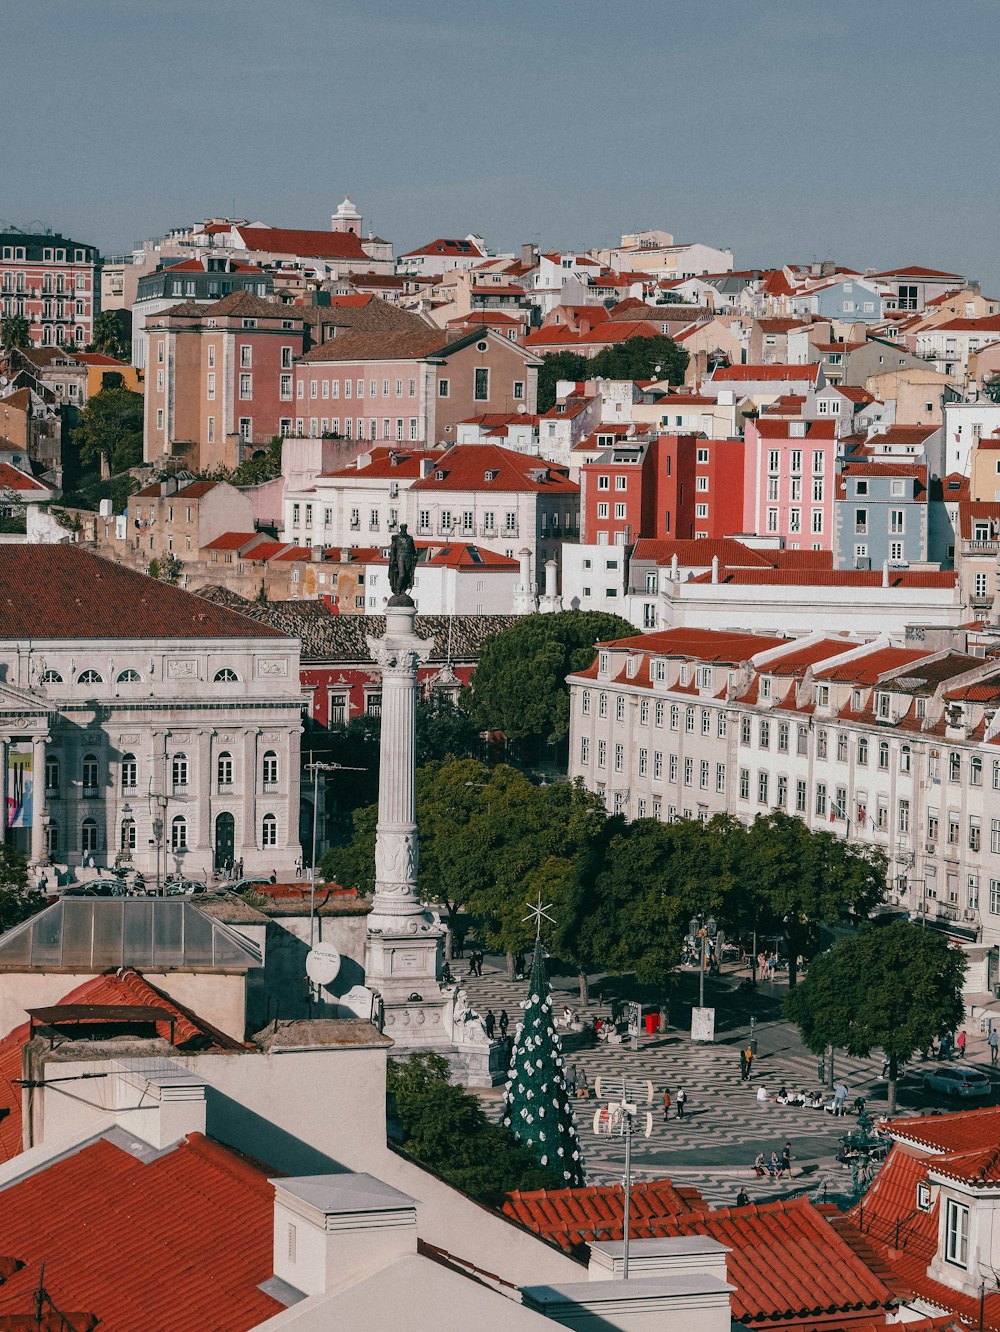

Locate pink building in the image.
[743,417,839,550]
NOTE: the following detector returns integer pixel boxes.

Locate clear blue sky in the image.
[7,0,1000,288]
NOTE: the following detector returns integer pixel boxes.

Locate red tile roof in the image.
[868,424,939,446]
[958,502,1000,539]
[872,266,965,279]
[401,238,486,259]
[0,548,284,640]
[72,352,131,366]
[765,638,855,675]
[690,569,957,589]
[928,316,1000,333]
[631,537,774,568]
[712,364,821,383]
[597,627,787,662]
[323,445,444,480]
[0,464,51,493]
[157,256,263,275]
[299,326,494,364]
[0,1133,280,1329]
[502,1180,707,1251]
[814,646,932,683]
[234,224,368,261]
[201,531,260,551]
[134,479,217,500]
[422,544,519,569]
[409,444,579,495]
[887,1105,1000,1156]
[752,417,837,439]
[0,969,243,1163]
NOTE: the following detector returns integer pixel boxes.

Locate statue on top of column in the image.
[388,525,417,604]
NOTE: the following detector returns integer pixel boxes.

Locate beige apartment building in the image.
[568,626,1000,982]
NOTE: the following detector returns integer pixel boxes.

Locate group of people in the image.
[483,1008,509,1040]
[751,1141,793,1180]
[661,1087,688,1120]
[465,947,484,977]
[751,951,781,983]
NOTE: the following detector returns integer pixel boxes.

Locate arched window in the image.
[900,745,912,774]
[217,751,234,790]
[44,755,59,791]
[39,670,63,684]
[172,753,189,792]
[261,813,277,847]
[171,815,188,851]
[82,754,99,792]
[81,817,99,853]
[262,750,278,789]
[120,817,136,851]
[45,821,58,858]
[78,670,104,685]
[121,753,137,792]
[214,668,240,683]
[116,669,141,683]
[878,741,890,771]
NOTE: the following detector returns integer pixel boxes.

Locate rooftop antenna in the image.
[592,1075,654,1280]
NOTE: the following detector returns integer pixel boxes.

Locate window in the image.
[900,744,911,773]
[837,732,848,762]
[366,692,382,717]
[945,1199,969,1268]
[796,780,807,813]
[39,670,63,684]
[971,755,983,786]
[685,707,695,734]
[778,722,789,753]
[82,754,99,792]
[777,775,787,807]
[239,373,253,400]
[121,817,136,852]
[716,763,726,792]
[616,695,626,722]
[639,748,648,777]
[879,741,890,770]
[654,752,663,780]
[262,750,278,789]
[758,771,769,805]
[759,719,770,749]
[817,729,828,760]
[217,751,234,789]
[262,813,278,847]
[816,784,828,817]
[582,690,591,716]
[700,760,709,789]
[580,736,590,763]
[615,744,625,773]
[45,755,60,790]
[739,768,750,801]
[78,669,103,685]
[970,817,981,852]
[597,740,606,769]
[120,753,138,792]
[669,755,679,781]
[172,753,188,791]
[654,701,664,728]
[171,815,188,851]
[858,736,868,765]
[949,751,962,782]
[741,716,751,745]
[81,817,99,853]
[214,668,239,682]
[899,799,910,834]
[116,669,141,683]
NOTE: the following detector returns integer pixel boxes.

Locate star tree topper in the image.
[523,893,555,941]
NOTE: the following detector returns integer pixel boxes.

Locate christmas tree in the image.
[501,937,586,1186]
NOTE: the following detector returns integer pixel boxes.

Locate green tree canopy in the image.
[785,921,967,1111]
[741,812,887,985]
[587,333,688,385]
[73,385,144,474]
[463,610,635,756]
[0,316,30,353]
[0,846,46,934]
[87,309,130,362]
[388,1052,562,1200]
[536,350,588,413]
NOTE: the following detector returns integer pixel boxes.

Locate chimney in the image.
[521,242,538,268]
[112,1058,207,1149]
[311,545,324,563]
[545,558,557,600]
[513,547,537,615]
[539,557,563,613]
[271,1174,416,1299]
[339,548,352,563]
[670,553,679,581]
[711,555,720,584]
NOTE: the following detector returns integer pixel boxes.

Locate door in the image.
[215,812,235,870]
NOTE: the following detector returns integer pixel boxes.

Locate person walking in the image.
[676,1087,687,1119]
[662,1089,672,1122]
[956,1029,967,1059]
[485,1009,496,1039]
[781,1141,792,1177]
[499,1009,509,1038]
[990,1026,999,1066]
[739,1049,748,1081]
[744,1046,754,1081]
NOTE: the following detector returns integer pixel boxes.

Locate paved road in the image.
[456,951,998,1208]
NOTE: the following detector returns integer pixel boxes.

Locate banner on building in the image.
[7,746,32,830]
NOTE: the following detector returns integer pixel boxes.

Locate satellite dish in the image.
[305,941,341,987]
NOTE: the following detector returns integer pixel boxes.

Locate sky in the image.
[6,0,1000,287]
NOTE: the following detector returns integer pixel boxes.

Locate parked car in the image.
[227,877,272,895]
[164,878,208,897]
[922,1064,992,1102]
[63,879,128,898]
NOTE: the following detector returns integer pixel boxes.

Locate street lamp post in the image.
[305,759,365,949]
[691,912,717,1010]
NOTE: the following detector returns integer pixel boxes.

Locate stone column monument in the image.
[363,528,449,1047]
[360,529,504,1084]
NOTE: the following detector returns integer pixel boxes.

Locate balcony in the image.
[962,539,1000,556]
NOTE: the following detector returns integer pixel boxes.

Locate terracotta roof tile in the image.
[235,224,367,261]
[0,1133,280,1329]
[0,548,285,641]
[501,1180,707,1253]
[596,627,787,661]
[815,646,933,683]
[713,364,821,383]
[409,444,578,495]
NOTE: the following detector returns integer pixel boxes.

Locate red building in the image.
[0,230,100,348]
[580,439,658,544]
[658,433,746,540]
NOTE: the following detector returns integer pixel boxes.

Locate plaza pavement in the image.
[457,950,1000,1209]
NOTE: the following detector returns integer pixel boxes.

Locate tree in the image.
[414,692,481,767]
[741,812,887,986]
[87,309,130,362]
[387,1052,562,1200]
[785,921,967,1112]
[0,846,46,934]
[148,553,182,584]
[463,610,635,759]
[587,334,688,386]
[501,939,586,1185]
[536,350,587,413]
[0,315,30,353]
[73,385,144,474]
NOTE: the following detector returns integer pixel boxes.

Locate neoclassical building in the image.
[0,548,304,881]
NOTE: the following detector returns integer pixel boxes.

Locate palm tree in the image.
[88,309,128,360]
[0,315,30,353]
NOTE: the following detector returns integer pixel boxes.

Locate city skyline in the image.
[7,0,1000,288]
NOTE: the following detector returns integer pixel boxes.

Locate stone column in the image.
[366,601,434,932]
[30,734,47,866]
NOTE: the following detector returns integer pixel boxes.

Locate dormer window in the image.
[484,469,499,482]
[599,652,609,675]
[876,692,891,719]
[697,666,712,690]
[680,664,689,685]
[435,470,446,481]
[815,684,830,706]
[761,677,771,700]
[654,660,667,683]
[852,689,862,710]
[916,1181,931,1212]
